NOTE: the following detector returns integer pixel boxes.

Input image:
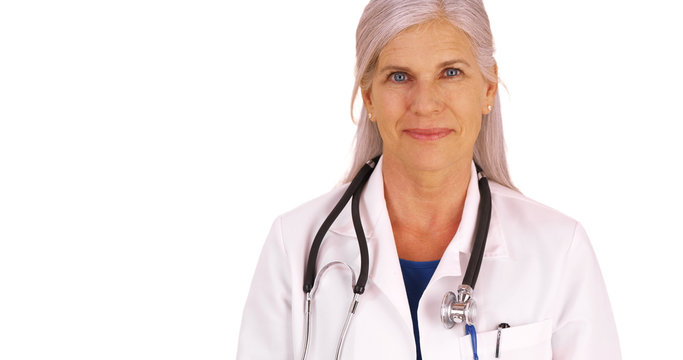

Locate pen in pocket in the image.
[495,323,510,358]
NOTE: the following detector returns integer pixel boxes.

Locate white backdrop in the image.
[1,0,682,358]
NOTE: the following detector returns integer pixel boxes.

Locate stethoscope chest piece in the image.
[441,284,477,328]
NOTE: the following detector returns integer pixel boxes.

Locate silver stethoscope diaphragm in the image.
[441,284,477,328]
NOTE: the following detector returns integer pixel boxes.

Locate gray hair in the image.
[346,0,516,190]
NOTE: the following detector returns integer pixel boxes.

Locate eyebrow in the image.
[378,59,472,73]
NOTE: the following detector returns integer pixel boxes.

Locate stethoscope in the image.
[301,155,492,360]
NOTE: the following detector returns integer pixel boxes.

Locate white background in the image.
[1,0,682,358]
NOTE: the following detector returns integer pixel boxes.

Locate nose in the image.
[409,81,444,117]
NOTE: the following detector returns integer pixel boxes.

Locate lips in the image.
[403,128,453,141]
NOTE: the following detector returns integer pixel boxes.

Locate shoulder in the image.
[280,184,347,222]
[488,181,583,253]
[489,181,578,223]
[273,184,350,245]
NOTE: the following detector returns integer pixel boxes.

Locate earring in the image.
[487,105,493,112]
[368,113,373,121]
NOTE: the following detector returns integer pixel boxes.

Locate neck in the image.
[382,154,472,261]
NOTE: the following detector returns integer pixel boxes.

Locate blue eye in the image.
[392,72,407,82]
[445,68,460,77]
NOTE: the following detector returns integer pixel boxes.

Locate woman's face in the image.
[362,19,497,172]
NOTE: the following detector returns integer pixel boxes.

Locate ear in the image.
[361,87,375,121]
[482,63,498,114]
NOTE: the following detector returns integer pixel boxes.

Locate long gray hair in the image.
[346,0,516,190]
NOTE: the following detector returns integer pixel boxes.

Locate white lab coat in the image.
[237,158,621,359]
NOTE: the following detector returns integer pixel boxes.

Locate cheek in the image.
[443,89,484,140]
[373,90,407,121]
[452,78,487,102]
[445,89,482,117]
[372,95,407,146]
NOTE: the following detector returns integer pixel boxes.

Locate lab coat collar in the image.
[328,156,509,265]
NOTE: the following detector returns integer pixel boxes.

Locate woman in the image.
[238,0,620,359]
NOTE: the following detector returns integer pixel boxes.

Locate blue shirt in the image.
[399,259,440,360]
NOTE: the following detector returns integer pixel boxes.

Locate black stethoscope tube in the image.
[303,156,380,294]
[351,175,371,294]
[462,164,492,289]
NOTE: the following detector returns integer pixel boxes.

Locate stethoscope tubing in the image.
[300,155,491,359]
[303,156,379,295]
[462,165,492,289]
[350,175,370,294]
[300,157,378,360]
[301,261,358,360]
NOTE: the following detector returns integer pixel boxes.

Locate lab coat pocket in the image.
[459,319,552,360]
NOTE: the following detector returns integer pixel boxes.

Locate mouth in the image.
[403,128,453,141]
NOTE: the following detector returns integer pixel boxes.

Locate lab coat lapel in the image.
[367,200,415,332]
[329,157,414,331]
[433,162,510,282]
[433,162,481,279]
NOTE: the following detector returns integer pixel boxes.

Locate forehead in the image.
[378,19,476,67]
